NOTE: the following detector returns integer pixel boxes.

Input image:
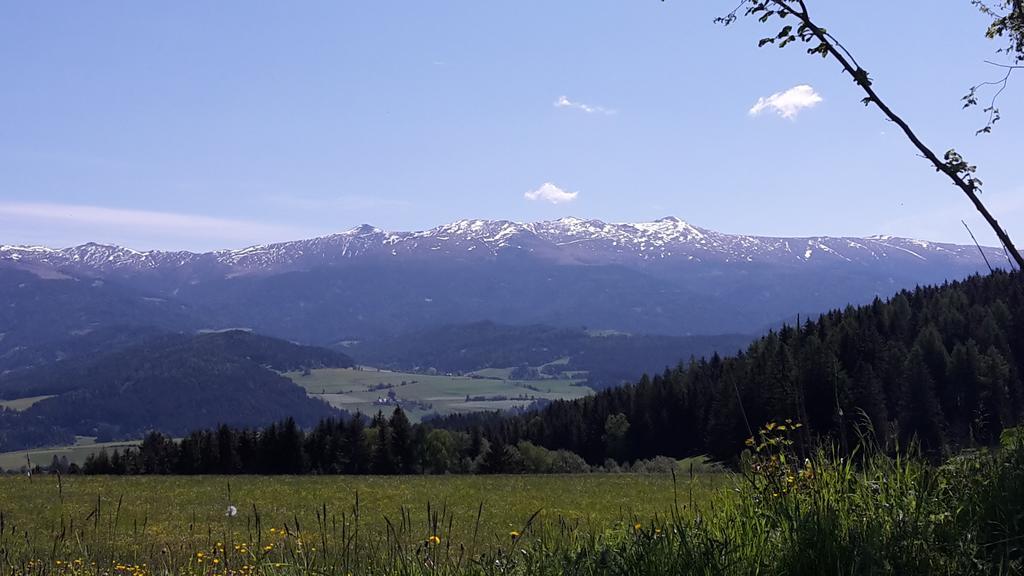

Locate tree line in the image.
[447,271,1024,463]
[74,270,1024,474]
[76,411,598,475]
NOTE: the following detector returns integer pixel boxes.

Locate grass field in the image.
[0,436,142,471]
[0,473,717,541]
[0,472,727,574]
[286,368,592,421]
[0,394,53,411]
[0,438,1021,575]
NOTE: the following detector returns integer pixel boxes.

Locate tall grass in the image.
[0,429,1021,575]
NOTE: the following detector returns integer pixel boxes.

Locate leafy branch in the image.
[964,0,1023,134]
[713,0,1024,271]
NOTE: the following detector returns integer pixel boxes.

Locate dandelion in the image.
[427,535,441,545]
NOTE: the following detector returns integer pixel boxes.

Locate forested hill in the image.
[438,271,1024,463]
[351,322,752,389]
[0,331,351,450]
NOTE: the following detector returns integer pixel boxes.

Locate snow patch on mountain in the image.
[0,217,1005,276]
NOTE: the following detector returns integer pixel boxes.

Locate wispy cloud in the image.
[0,202,308,250]
[554,95,615,115]
[749,85,823,119]
[524,182,579,204]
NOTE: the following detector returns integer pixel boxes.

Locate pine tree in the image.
[343,414,371,474]
[899,347,947,453]
[371,412,396,474]
[389,408,416,474]
[480,438,512,474]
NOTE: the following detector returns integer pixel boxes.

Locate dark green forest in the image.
[351,321,752,389]
[73,271,1024,475]
[0,331,353,450]
[465,270,1024,463]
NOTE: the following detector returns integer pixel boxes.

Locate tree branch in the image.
[766,0,1024,271]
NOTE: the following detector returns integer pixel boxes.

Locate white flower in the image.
[226,505,238,517]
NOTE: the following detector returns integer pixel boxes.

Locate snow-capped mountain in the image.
[0,217,1006,350]
[0,217,1005,277]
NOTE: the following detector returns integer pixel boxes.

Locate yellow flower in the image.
[633,523,642,530]
[509,530,521,539]
[427,535,441,545]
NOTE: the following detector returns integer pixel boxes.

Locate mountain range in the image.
[0,217,1004,351]
[0,217,1003,274]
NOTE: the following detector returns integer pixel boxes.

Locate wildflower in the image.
[509,530,521,539]
[633,523,642,530]
[226,505,238,517]
[427,535,441,545]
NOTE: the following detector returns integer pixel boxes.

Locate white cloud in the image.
[524,182,579,204]
[749,84,823,119]
[554,95,615,115]
[0,202,309,250]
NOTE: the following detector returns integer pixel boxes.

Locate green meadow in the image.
[286,368,592,421]
[0,395,53,411]
[0,437,1021,575]
[0,436,142,471]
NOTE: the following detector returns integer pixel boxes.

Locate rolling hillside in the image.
[0,331,352,450]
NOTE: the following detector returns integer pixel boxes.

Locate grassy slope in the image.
[0,436,141,470]
[0,394,53,411]
[287,368,593,421]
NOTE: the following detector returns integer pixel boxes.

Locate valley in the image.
[288,366,591,422]
[5,0,1024,572]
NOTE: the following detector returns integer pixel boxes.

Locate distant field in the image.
[287,367,592,421]
[0,436,141,471]
[0,394,53,411]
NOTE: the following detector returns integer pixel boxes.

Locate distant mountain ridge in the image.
[0,217,1005,347]
[0,216,1004,277]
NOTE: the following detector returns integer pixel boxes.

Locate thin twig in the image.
[962,220,994,273]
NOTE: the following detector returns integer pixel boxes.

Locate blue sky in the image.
[1,1,1021,251]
